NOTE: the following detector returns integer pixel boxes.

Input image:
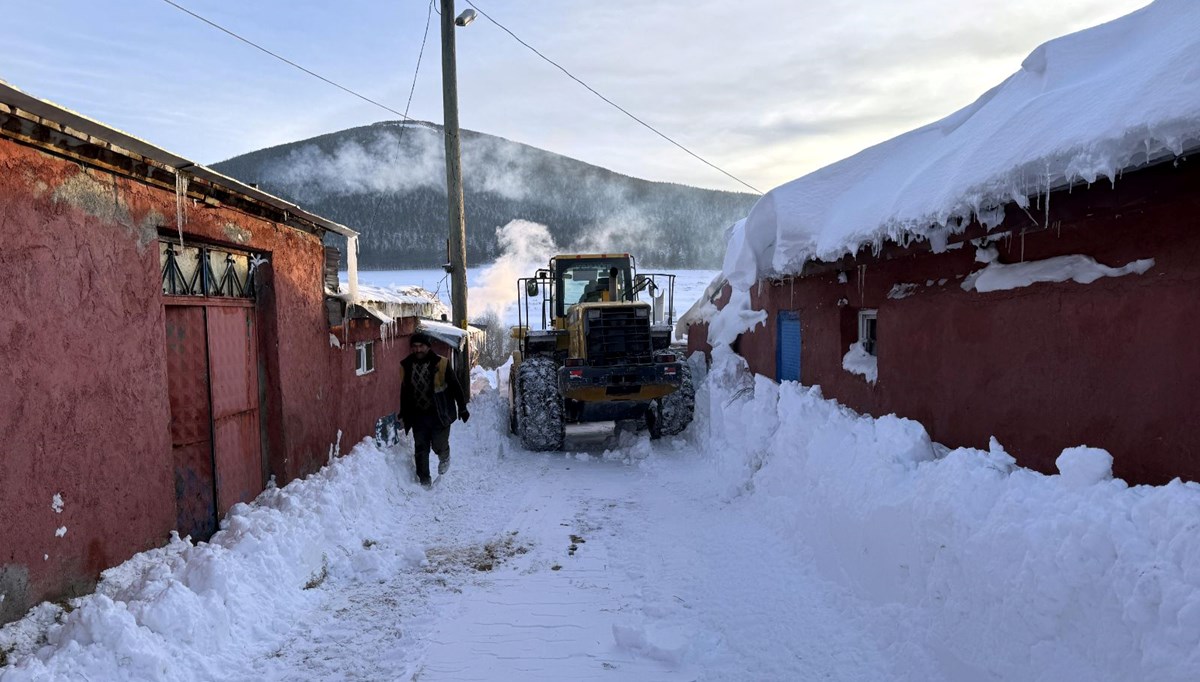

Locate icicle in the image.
[174,171,190,246]
[1044,167,1051,231]
[857,264,867,306]
[347,235,360,304]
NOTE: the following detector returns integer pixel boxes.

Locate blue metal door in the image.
[776,311,801,382]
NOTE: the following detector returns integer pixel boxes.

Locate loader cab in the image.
[552,255,634,318]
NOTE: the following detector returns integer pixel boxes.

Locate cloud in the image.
[0,0,1153,195]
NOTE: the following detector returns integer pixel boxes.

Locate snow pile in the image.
[1056,446,1115,489]
[723,0,1200,293]
[705,288,766,346]
[698,348,1200,681]
[841,342,877,384]
[337,282,448,320]
[0,440,423,681]
[962,253,1155,293]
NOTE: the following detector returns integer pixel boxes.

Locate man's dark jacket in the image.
[399,352,467,430]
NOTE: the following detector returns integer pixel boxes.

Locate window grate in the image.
[161,240,258,299]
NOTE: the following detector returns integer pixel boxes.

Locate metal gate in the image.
[206,306,262,512]
[776,310,801,382]
[164,302,262,541]
[165,306,217,541]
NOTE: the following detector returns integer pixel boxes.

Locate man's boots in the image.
[438,455,451,475]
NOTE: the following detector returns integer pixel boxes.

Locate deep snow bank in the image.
[696,348,1200,681]
[0,438,423,682]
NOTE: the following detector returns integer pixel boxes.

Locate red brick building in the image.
[0,81,412,623]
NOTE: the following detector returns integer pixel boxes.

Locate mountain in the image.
[211,121,758,269]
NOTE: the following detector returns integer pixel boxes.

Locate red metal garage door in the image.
[205,305,263,513]
[164,306,217,541]
[164,302,263,541]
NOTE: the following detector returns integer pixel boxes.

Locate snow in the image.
[416,319,470,350]
[49,495,62,514]
[336,282,449,321]
[842,342,878,384]
[704,287,766,346]
[721,0,1200,293]
[962,253,1156,292]
[52,527,65,539]
[887,282,918,299]
[674,272,727,339]
[1056,446,1115,489]
[4,356,1200,680]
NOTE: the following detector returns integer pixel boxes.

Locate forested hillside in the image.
[212,121,757,269]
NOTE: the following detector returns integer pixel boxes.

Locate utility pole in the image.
[441,0,470,399]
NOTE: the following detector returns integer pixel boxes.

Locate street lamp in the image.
[441,0,470,397]
[455,9,476,27]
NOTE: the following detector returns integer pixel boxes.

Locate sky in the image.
[0,0,1152,193]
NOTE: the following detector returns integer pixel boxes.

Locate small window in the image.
[858,309,877,356]
[355,341,375,376]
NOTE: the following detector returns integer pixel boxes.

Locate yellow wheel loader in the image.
[508,253,694,451]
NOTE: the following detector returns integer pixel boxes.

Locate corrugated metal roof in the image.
[0,79,357,238]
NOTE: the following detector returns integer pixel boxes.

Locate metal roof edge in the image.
[0,79,357,238]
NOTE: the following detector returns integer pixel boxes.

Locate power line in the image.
[158,0,760,194]
[366,0,435,228]
[461,0,762,194]
[158,0,416,123]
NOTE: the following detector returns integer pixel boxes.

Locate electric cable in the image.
[158,0,417,123]
[461,0,762,194]
[365,0,435,230]
[158,0,760,194]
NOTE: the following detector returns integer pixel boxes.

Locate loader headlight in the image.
[635,307,649,318]
[587,309,602,320]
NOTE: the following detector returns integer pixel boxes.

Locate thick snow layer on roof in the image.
[725,0,1200,290]
[417,319,478,350]
[335,282,449,321]
[342,282,447,310]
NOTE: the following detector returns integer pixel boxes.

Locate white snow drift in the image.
[3,357,1200,680]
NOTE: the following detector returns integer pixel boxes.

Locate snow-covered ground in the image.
[3,353,1200,681]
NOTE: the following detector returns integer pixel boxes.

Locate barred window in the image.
[160,240,258,298]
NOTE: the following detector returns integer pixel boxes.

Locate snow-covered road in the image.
[5,351,1200,681]
[229,410,907,681]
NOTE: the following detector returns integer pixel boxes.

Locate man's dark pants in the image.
[412,421,450,483]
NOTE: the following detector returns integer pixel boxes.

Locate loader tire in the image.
[516,356,565,451]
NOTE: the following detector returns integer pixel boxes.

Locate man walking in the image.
[399,332,469,487]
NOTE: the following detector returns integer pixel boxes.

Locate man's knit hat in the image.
[410,332,433,347]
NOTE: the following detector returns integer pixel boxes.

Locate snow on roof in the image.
[725,0,1200,290]
[418,319,483,351]
[336,282,450,321]
[675,271,728,338]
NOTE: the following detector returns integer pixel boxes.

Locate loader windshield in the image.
[556,258,632,315]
